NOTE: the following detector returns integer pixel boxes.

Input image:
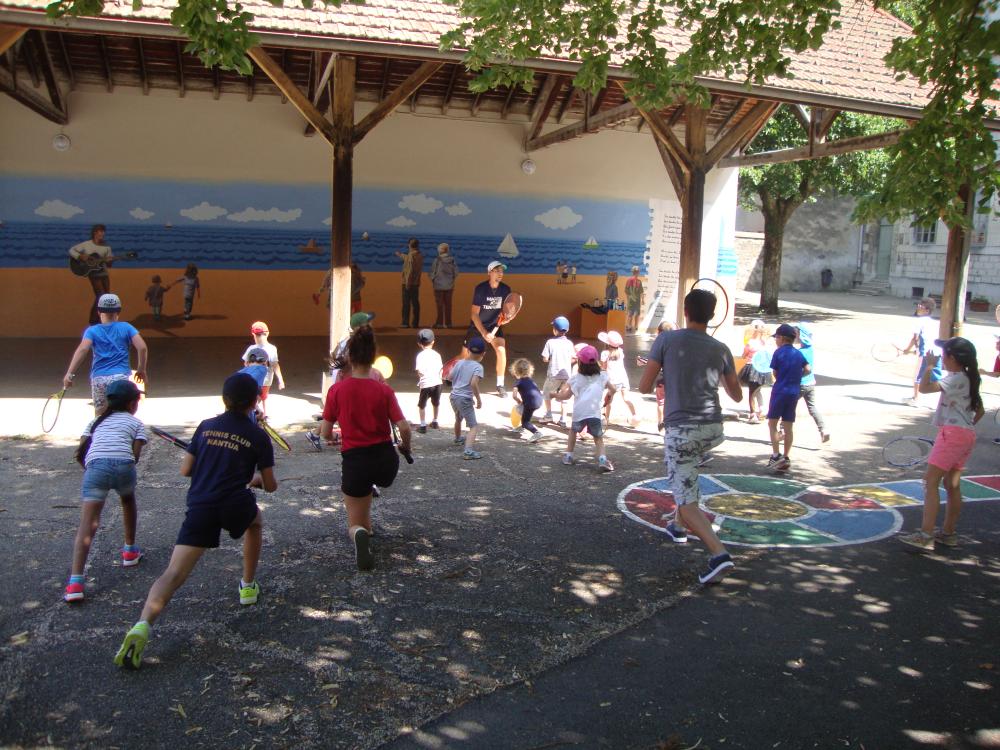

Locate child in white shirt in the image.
[541,315,576,425]
[415,329,444,433]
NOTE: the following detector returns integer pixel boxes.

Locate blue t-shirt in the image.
[471,280,512,330]
[238,364,267,391]
[84,321,138,377]
[515,376,543,410]
[185,411,274,507]
[449,358,484,399]
[799,344,816,387]
[769,344,808,397]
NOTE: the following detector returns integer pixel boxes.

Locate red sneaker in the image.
[121,548,144,567]
[64,582,84,602]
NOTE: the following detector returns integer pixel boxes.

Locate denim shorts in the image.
[572,417,604,437]
[81,457,137,502]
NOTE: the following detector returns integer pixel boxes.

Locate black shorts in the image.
[418,385,441,408]
[465,325,503,343]
[341,442,399,497]
[176,497,259,549]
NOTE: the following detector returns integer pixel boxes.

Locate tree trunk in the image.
[758,208,787,314]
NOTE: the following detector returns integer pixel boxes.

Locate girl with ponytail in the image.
[899,337,984,551]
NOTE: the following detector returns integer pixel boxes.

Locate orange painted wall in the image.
[1,268,614,338]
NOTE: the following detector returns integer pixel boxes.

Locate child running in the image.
[144,275,172,321]
[795,322,830,443]
[114,373,277,668]
[900,297,942,406]
[415,328,443,433]
[510,358,543,443]
[242,322,285,415]
[449,337,486,459]
[64,380,147,603]
[541,315,575,425]
[320,324,411,570]
[899,337,984,551]
[737,319,770,424]
[598,330,639,427]
[766,323,810,472]
[979,334,1000,445]
[554,345,617,472]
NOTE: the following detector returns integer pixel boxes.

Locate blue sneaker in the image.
[462,449,483,460]
[699,553,734,584]
[664,522,688,544]
[306,431,323,451]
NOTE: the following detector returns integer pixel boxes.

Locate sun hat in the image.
[250,321,269,334]
[796,322,813,346]
[576,345,599,364]
[750,318,766,330]
[417,328,435,344]
[245,346,269,363]
[598,330,624,347]
[773,323,798,339]
[467,337,486,354]
[934,337,977,364]
[552,316,570,333]
[222,373,259,403]
[97,293,121,312]
[487,261,507,272]
[105,379,143,402]
[350,311,375,328]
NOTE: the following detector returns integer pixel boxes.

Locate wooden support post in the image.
[676,103,709,325]
[329,55,355,354]
[0,24,26,56]
[939,184,973,339]
[353,61,441,144]
[249,46,336,146]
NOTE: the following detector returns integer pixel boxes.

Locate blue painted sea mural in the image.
[0,176,650,275]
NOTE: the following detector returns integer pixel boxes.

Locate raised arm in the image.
[131,334,148,384]
[64,338,93,389]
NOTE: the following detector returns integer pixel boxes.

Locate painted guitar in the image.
[69,250,139,277]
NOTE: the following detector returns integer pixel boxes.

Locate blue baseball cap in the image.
[467,337,486,354]
[552,316,570,332]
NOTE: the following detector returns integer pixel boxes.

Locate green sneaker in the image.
[239,580,260,606]
[114,621,150,669]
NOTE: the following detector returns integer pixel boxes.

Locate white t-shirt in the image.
[416,348,444,389]
[933,371,975,428]
[69,239,111,261]
[83,412,147,466]
[242,342,279,386]
[913,316,940,357]
[542,336,576,380]
[569,372,609,420]
[601,348,629,388]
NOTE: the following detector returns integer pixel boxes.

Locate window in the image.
[912,223,937,244]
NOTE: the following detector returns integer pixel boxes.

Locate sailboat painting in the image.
[583,236,600,249]
[497,232,520,259]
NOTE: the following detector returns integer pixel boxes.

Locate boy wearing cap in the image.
[766,324,810,471]
[449,337,486,459]
[115,373,277,669]
[64,379,147,603]
[541,316,576,424]
[242,322,284,413]
[239,347,270,392]
[63,293,148,415]
[415,328,444,433]
[901,297,942,406]
[468,261,512,397]
[795,323,830,443]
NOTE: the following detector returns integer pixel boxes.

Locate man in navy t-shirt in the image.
[466,261,512,397]
[115,373,277,670]
[766,323,810,472]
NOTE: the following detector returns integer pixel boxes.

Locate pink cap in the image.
[577,345,599,364]
[598,330,624,347]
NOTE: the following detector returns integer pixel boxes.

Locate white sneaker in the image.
[527,431,542,443]
[562,453,574,465]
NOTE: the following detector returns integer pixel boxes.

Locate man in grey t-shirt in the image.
[639,290,742,584]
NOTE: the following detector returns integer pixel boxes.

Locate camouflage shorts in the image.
[663,422,724,506]
[91,373,130,414]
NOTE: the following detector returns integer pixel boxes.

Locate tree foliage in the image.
[44,0,1000,226]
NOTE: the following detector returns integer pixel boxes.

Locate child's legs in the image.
[621,387,636,415]
[566,429,577,454]
[920,464,947,533]
[343,494,373,535]
[941,469,964,534]
[747,384,760,414]
[782,420,794,456]
[139,545,206,625]
[184,295,194,315]
[71,500,106,576]
[593,434,606,456]
[521,405,539,433]
[800,385,827,433]
[465,424,481,449]
[242,511,263,583]
[767,419,781,454]
[120,492,137,547]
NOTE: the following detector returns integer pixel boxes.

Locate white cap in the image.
[97,293,121,311]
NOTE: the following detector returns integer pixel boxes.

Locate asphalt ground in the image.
[0,291,998,749]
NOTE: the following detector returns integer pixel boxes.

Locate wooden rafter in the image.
[175,41,185,97]
[736,101,780,154]
[34,31,65,117]
[719,128,905,168]
[354,60,442,144]
[212,64,220,100]
[305,52,335,136]
[279,49,288,103]
[525,74,561,144]
[21,36,40,88]
[378,57,390,101]
[248,46,336,146]
[789,103,811,132]
[589,88,607,116]
[635,104,692,172]
[712,97,744,135]
[704,99,775,168]
[441,63,459,115]
[556,85,578,123]
[0,24,26,56]
[0,64,67,124]
[525,101,637,151]
[812,107,840,142]
[470,90,483,117]
[655,137,687,204]
[306,50,317,102]
[500,84,517,118]
[5,49,14,89]
[55,33,74,91]
[136,37,149,95]
[97,35,112,92]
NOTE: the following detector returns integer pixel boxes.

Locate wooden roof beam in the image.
[737,101,780,154]
[525,74,561,144]
[378,57,390,101]
[0,64,67,124]
[354,60,441,144]
[34,31,65,118]
[441,62,459,114]
[305,52,335,135]
[705,99,776,169]
[136,37,149,94]
[500,83,517,118]
[175,41,185,97]
[811,107,840,143]
[556,85,578,123]
[589,87,607,116]
[97,35,112,92]
[470,90,483,117]
[712,97,744,135]
[720,128,905,168]
[21,36,40,88]
[55,32,74,91]
[0,24,26,56]
[525,100,637,151]
[248,46,336,147]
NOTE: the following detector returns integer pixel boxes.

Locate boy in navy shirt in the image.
[766,324,810,472]
[115,373,277,669]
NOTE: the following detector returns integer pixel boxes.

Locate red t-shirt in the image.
[323,376,404,450]
[994,354,999,374]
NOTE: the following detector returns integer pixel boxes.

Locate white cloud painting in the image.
[399,193,443,214]
[228,207,302,223]
[322,216,333,226]
[34,199,83,219]
[535,206,583,230]
[387,215,417,228]
[130,207,155,220]
[180,201,228,221]
[445,202,472,216]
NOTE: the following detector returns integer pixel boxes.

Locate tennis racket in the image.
[442,355,461,383]
[751,349,772,375]
[391,421,414,463]
[689,278,728,335]
[373,355,394,380]
[41,389,66,433]
[883,436,934,467]
[261,419,291,452]
[150,426,190,450]
[871,342,903,362]
[636,355,649,367]
[490,292,523,336]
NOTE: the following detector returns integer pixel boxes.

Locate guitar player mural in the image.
[68,224,113,324]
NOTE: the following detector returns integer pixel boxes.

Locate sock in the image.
[497,376,504,387]
[241,579,253,588]
[123,544,139,552]
[420,421,426,427]
[69,574,84,584]
[136,619,150,631]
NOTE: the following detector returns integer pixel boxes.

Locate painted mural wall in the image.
[0,86,737,337]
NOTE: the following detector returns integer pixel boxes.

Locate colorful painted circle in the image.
[617,474,1000,549]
